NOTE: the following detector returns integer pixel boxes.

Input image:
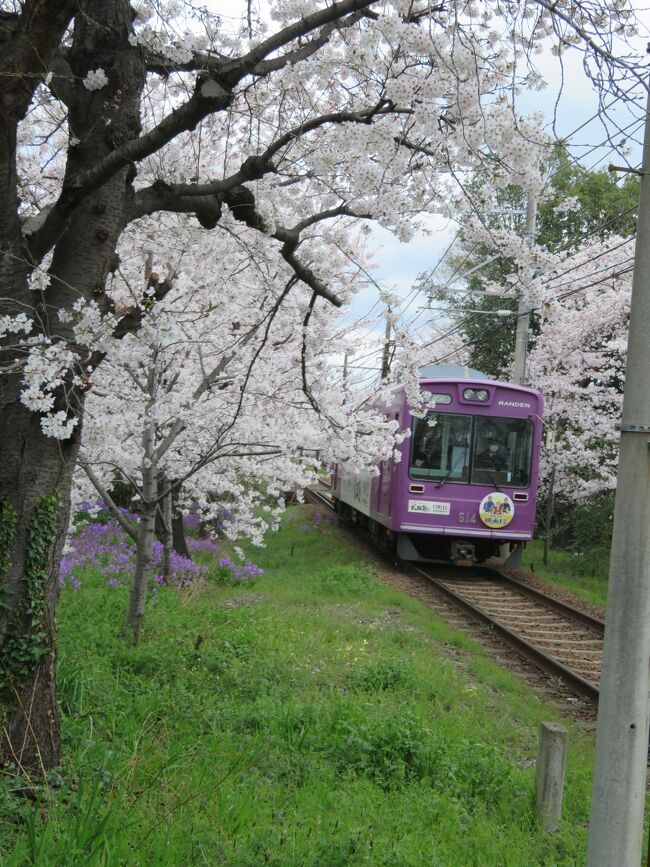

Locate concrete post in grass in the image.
[535,721,568,832]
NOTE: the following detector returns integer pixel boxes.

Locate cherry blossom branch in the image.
[144,5,369,77]
[216,0,376,83]
[219,190,367,307]
[127,195,367,308]
[533,0,646,89]
[85,272,177,373]
[300,292,321,415]
[26,0,381,258]
[130,103,394,218]
[203,275,300,461]
[152,325,260,464]
[278,241,342,308]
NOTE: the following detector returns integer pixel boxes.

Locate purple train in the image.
[332,365,544,566]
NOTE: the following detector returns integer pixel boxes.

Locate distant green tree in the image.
[420,148,639,379]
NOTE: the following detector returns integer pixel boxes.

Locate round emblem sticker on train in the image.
[479,492,515,528]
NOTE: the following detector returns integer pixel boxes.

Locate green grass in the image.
[2,507,598,865]
[525,540,608,608]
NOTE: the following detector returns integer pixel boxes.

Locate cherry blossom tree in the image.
[75,217,409,645]
[0,0,644,771]
[526,233,632,554]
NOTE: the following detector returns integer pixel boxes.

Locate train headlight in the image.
[463,388,489,401]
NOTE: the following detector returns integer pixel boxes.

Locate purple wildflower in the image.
[182,503,202,531]
[230,561,265,582]
[60,516,208,590]
[188,537,221,555]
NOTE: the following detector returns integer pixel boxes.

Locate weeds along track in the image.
[303,486,602,705]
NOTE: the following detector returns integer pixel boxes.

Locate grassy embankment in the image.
[2,506,599,865]
[525,540,608,608]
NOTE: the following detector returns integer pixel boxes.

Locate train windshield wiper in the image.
[436,450,468,488]
[482,468,501,492]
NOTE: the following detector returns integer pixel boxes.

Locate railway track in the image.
[303,485,603,704]
[413,567,602,703]
[303,485,334,510]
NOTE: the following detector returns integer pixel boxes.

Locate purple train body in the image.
[332,365,544,565]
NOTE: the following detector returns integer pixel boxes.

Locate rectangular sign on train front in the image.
[407,500,450,515]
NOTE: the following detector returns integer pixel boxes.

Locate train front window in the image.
[471,416,534,488]
[410,413,471,482]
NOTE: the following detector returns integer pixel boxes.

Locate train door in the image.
[376,411,399,517]
[376,459,392,517]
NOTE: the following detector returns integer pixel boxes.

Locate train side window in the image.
[471,416,534,488]
[410,412,471,482]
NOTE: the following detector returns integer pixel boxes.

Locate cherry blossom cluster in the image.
[82,69,109,92]
[527,234,633,501]
[71,210,416,547]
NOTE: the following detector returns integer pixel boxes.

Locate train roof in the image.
[417,363,539,393]
[418,364,491,380]
[382,364,542,401]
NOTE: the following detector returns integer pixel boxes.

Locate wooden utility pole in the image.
[587,83,650,867]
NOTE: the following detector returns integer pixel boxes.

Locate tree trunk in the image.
[0,382,81,773]
[1,0,146,770]
[160,476,173,583]
[156,479,191,560]
[171,482,191,560]
[124,366,159,645]
[123,475,156,646]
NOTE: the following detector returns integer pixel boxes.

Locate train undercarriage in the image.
[334,498,525,568]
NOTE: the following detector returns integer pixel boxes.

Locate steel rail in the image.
[303,487,334,509]
[413,566,600,704]
[480,568,605,635]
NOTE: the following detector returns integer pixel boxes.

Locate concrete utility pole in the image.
[587,83,650,867]
[511,192,537,385]
[380,306,392,380]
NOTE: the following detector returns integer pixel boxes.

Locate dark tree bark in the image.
[0,0,381,771]
[155,481,191,560]
[0,0,79,775]
[171,483,191,561]
[0,385,81,773]
[1,0,146,771]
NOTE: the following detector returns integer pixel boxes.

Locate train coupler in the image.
[450,541,476,565]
